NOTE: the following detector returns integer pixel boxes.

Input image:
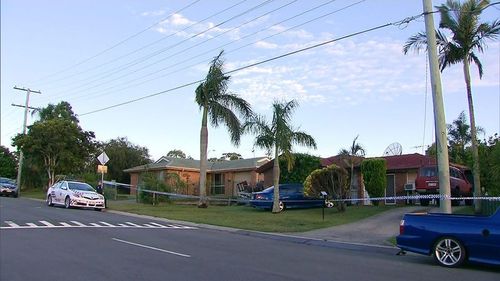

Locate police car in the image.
[46,180,105,211]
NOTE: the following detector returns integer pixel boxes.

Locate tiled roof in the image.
[124,156,269,173]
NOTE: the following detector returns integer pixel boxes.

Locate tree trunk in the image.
[463,58,481,213]
[198,107,209,208]
[272,146,281,213]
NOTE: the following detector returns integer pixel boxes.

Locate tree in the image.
[244,100,317,213]
[279,153,321,184]
[221,152,242,160]
[100,137,152,184]
[338,135,366,200]
[478,134,500,196]
[304,164,349,212]
[0,146,17,178]
[12,101,96,188]
[403,0,500,212]
[447,111,483,164]
[167,149,187,159]
[361,158,387,206]
[195,51,253,208]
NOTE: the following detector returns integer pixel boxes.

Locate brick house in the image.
[124,156,269,197]
[257,153,470,205]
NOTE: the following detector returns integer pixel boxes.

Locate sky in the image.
[1,0,499,163]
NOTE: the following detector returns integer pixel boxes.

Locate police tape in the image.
[102,181,500,203]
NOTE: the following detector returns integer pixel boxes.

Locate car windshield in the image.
[68,182,95,192]
[0,178,15,185]
[420,167,437,177]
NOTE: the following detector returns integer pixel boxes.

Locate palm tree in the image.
[403,0,499,212]
[339,135,366,202]
[244,100,317,213]
[195,51,253,208]
[447,111,484,164]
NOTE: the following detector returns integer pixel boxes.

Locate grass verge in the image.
[108,201,393,233]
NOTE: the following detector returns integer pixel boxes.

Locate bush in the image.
[304,164,349,212]
[361,159,386,206]
[280,153,321,184]
[138,172,171,205]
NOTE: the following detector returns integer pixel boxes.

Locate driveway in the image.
[296,206,436,246]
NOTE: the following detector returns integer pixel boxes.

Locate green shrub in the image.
[361,159,387,205]
[304,164,349,212]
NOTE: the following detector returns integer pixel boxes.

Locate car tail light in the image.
[399,220,405,235]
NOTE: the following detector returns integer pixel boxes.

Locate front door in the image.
[385,174,396,205]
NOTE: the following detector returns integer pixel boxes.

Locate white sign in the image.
[97,152,109,165]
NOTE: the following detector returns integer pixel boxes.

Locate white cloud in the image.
[141,10,166,17]
[254,41,278,49]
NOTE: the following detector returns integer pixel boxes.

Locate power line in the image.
[31,0,202,84]
[53,0,297,101]
[52,0,341,102]
[79,11,426,117]
[48,0,275,98]
[37,0,249,87]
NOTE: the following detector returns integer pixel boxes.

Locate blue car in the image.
[0,177,18,198]
[397,208,500,267]
[249,183,326,212]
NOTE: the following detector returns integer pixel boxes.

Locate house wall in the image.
[223,170,260,196]
[263,169,274,187]
[389,169,418,205]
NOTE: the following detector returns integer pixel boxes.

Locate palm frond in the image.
[292,131,317,149]
[209,102,242,145]
[469,52,484,78]
[218,93,253,119]
[403,32,428,54]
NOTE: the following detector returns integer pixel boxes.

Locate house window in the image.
[211,173,225,195]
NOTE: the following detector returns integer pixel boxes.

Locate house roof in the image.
[256,153,470,173]
[124,156,270,173]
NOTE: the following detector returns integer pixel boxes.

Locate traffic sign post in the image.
[97,152,110,189]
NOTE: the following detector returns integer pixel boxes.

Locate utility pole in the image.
[13,86,41,197]
[422,0,451,213]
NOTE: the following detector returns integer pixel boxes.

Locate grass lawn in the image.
[20,188,46,200]
[108,201,393,233]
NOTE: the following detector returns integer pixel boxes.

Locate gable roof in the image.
[124,156,270,173]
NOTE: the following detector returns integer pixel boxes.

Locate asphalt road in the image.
[1,197,498,281]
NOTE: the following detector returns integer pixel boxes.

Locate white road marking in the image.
[70,221,87,227]
[99,221,116,227]
[5,221,20,228]
[1,220,197,230]
[112,238,191,258]
[39,221,55,227]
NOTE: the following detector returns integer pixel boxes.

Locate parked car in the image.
[0,177,18,198]
[249,183,328,212]
[46,180,105,211]
[396,209,500,267]
[415,165,473,206]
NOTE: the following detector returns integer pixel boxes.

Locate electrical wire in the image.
[79,12,426,117]
[30,0,203,84]
[53,0,340,102]
[38,0,249,88]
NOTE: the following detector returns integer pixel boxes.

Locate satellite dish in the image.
[383,142,403,156]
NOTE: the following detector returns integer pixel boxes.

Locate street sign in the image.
[97,152,109,165]
[97,165,108,173]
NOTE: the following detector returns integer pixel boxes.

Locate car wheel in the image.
[64,196,71,209]
[13,192,18,198]
[420,198,430,206]
[47,195,53,207]
[278,201,285,212]
[433,237,466,267]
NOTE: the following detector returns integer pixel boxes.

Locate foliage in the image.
[279,153,321,184]
[221,152,242,160]
[304,164,349,212]
[447,111,484,164]
[167,149,187,159]
[138,172,171,204]
[195,50,253,207]
[361,159,387,206]
[243,100,317,213]
[99,137,152,184]
[0,146,17,178]
[12,101,96,188]
[478,135,500,196]
[338,135,366,196]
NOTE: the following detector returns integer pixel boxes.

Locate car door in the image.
[56,182,69,204]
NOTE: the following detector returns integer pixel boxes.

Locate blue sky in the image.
[1,0,499,162]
